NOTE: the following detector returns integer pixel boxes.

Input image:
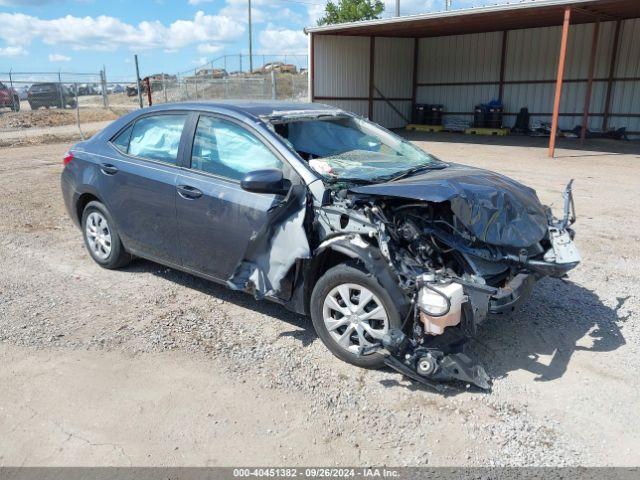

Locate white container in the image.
[418,281,466,335]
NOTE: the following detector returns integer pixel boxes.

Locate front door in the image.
[175,114,288,280]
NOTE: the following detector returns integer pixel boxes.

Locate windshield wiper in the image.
[385,163,448,182]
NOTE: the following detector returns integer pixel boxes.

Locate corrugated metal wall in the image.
[610,18,640,133]
[373,37,414,128]
[415,20,639,132]
[312,35,413,128]
[312,18,640,133]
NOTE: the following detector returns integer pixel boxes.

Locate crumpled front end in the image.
[226,163,580,391]
[314,179,580,390]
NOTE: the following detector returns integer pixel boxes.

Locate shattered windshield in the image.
[271,114,445,184]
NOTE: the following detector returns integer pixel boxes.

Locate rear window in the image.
[113,114,187,164]
[111,124,133,153]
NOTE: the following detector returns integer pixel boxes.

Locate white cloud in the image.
[220,0,269,24]
[0,46,27,57]
[48,53,71,62]
[198,43,223,54]
[0,11,244,52]
[192,56,209,66]
[382,0,436,17]
[259,27,307,55]
[307,4,326,25]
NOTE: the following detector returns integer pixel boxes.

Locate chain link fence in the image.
[144,72,308,105]
[0,55,309,146]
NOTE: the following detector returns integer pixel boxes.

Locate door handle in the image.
[100,163,118,175]
[177,185,203,199]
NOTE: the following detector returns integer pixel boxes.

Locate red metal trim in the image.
[498,30,508,101]
[581,20,600,145]
[549,7,571,158]
[603,19,622,131]
[368,36,375,120]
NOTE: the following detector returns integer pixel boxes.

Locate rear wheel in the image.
[10,96,20,112]
[81,201,131,269]
[310,263,401,369]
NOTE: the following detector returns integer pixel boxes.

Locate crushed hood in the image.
[350,164,549,248]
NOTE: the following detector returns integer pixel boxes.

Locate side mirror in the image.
[240,169,290,195]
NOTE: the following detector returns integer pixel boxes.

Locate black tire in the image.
[81,200,131,269]
[310,263,402,369]
[11,96,20,112]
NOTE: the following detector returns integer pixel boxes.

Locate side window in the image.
[111,124,133,154]
[128,114,187,164]
[191,116,282,181]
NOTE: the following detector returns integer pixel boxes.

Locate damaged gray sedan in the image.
[62,102,580,390]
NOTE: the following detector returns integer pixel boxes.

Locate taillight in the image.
[63,151,74,166]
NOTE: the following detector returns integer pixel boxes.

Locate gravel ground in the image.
[0,135,638,466]
[0,107,126,131]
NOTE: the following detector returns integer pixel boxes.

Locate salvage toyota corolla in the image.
[61,102,580,390]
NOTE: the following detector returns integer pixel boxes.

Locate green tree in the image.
[317,0,385,26]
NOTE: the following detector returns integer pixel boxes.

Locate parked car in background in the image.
[60,101,581,390]
[258,62,297,74]
[78,84,98,96]
[126,84,138,97]
[0,81,20,111]
[28,83,77,109]
[195,68,228,79]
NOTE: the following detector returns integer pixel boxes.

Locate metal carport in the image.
[305,0,640,157]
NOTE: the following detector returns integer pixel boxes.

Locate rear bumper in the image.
[61,170,80,228]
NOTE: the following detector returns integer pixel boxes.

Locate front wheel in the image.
[310,263,402,369]
[81,201,131,269]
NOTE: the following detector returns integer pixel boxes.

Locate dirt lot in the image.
[0,135,639,467]
[0,107,126,132]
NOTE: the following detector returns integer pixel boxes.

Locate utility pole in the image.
[248,0,253,73]
[445,0,452,11]
[134,54,143,109]
[396,0,400,16]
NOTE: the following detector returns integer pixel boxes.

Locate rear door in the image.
[103,112,190,264]
[175,113,291,280]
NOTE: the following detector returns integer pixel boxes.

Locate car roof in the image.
[137,100,342,119]
[90,100,346,148]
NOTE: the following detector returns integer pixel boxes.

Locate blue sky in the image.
[0,0,515,80]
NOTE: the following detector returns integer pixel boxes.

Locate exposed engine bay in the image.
[311,180,578,390]
[228,109,581,392]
